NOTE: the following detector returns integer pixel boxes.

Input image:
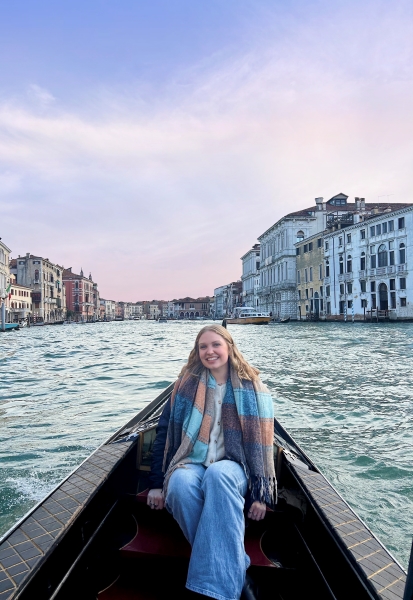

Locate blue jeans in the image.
[166,460,250,600]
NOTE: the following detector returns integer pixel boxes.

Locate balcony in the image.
[326,212,354,230]
[338,273,352,282]
[368,265,405,277]
[359,270,366,278]
[257,281,296,295]
[323,276,331,284]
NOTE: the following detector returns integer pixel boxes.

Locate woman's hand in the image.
[147,488,165,510]
[247,501,266,521]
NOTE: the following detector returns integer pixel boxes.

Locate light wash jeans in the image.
[166,460,250,600]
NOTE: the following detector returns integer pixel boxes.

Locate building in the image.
[99,299,106,321]
[167,301,175,318]
[241,244,260,308]
[130,303,143,319]
[11,254,66,323]
[8,274,33,323]
[172,297,212,319]
[62,268,97,322]
[257,194,412,319]
[257,196,341,318]
[295,233,325,320]
[324,203,413,320]
[213,282,242,318]
[102,299,116,320]
[123,302,133,320]
[0,239,11,321]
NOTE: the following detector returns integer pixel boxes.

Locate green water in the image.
[0,320,412,566]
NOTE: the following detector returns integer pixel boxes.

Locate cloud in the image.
[27,84,56,107]
[0,1,412,300]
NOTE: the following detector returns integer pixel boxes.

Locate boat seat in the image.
[120,490,275,568]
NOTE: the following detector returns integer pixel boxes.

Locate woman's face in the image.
[198,331,229,373]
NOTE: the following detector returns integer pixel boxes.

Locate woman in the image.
[147,325,276,600]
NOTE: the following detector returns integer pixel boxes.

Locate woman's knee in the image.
[203,460,246,492]
[167,465,204,504]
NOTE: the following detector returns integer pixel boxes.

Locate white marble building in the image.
[257,197,332,318]
[241,244,260,308]
[103,299,116,320]
[324,204,413,320]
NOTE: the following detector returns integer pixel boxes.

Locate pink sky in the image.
[1,1,412,301]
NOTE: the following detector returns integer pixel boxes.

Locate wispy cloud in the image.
[1,1,412,300]
[27,84,56,107]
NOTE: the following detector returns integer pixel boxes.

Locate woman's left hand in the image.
[247,501,266,521]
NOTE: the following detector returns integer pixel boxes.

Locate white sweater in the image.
[204,383,226,467]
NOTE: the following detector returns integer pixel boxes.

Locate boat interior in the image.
[0,385,407,600]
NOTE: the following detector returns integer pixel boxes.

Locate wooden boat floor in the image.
[98,563,190,600]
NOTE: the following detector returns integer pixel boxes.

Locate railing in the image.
[257,281,297,295]
[338,273,352,282]
[324,276,330,284]
[359,270,366,278]
[368,265,405,277]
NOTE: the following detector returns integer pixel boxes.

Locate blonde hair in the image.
[180,324,260,381]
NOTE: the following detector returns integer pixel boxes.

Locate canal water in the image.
[0,321,412,567]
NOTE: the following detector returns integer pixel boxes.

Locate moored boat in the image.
[225,307,271,325]
[0,384,409,600]
[0,323,19,332]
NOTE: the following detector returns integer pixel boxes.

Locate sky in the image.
[0,0,412,301]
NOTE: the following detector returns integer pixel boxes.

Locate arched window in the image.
[360,252,366,271]
[399,243,406,264]
[378,244,388,267]
[296,230,304,243]
[325,259,330,277]
[34,269,39,282]
[339,256,344,274]
[346,255,352,273]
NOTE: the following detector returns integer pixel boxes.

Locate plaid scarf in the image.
[162,363,276,506]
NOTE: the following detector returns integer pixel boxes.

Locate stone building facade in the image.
[63,268,97,321]
[241,244,260,308]
[8,275,33,322]
[213,282,242,318]
[257,197,330,318]
[102,299,116,320]
[11,254,66,323]
[295,233,325,319]
[324,204,413,320]
[173,297,212,319]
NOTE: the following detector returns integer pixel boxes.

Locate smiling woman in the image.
[147,324,275,599]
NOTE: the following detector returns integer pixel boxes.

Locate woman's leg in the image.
[165,463,206,545]
[186,460,248,600]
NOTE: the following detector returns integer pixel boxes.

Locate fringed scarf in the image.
[162,362,277,507]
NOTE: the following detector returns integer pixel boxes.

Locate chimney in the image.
[360,198,365,211]
[315,197,323,211]
[355,197,360,210]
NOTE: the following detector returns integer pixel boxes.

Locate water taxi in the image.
[225,307,271,325]
[0,383,408,599]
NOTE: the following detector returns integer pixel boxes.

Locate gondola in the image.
[0,384,410,600]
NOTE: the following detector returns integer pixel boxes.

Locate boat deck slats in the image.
[290,462,406,600]
[0,442,132,600]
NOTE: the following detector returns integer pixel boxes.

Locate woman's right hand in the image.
[147,488,164,510]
